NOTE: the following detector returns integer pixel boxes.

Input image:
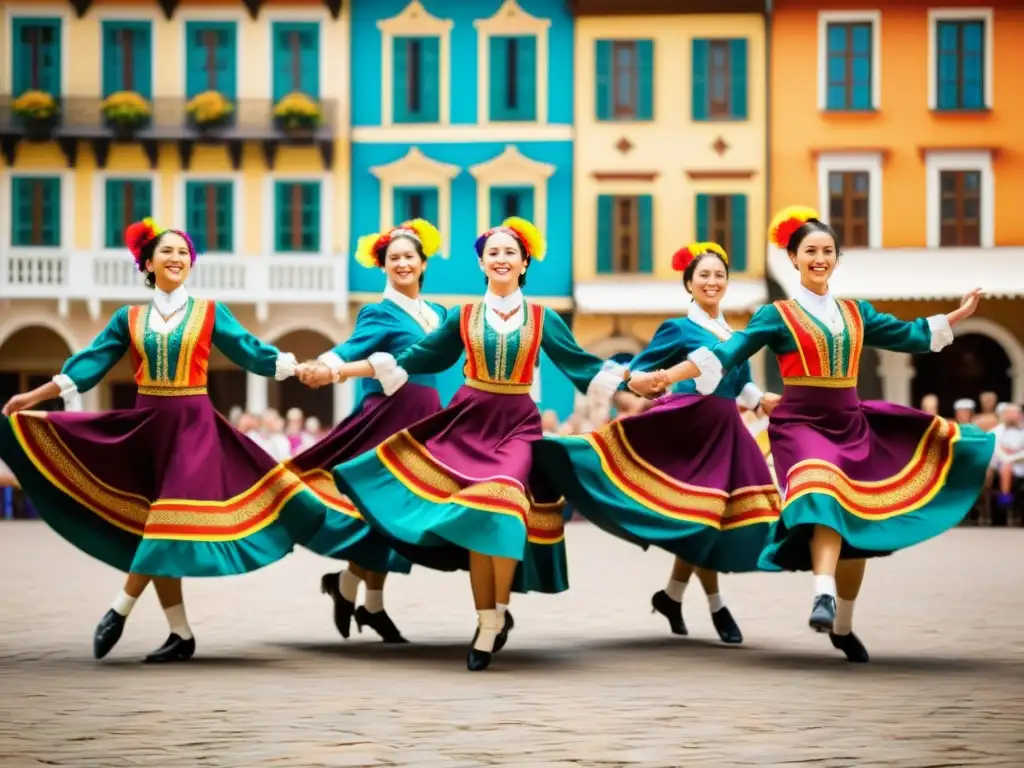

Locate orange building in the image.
[769,0,1024,412]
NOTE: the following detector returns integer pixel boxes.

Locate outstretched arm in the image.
[860,289,982,354]
[300,305,390,388]
[539,308,628,406]
[212,303,297,379]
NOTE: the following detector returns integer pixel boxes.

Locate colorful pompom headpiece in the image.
[671,241,728,273]
[768,206,820,250]
[124,217,197,272]
[473,217,546,262]
[354,218,443,269]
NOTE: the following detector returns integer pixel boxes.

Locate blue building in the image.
[348,0,578,417]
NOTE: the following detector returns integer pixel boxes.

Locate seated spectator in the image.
[953,398,976,425]
[920,393,939,416]
[994,403,1024,522]
[974,391,1000,431]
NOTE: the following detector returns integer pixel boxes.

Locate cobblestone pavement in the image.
[1,522,1022,767]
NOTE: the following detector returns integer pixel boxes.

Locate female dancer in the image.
[0,219,325,662]
[291,219,449,643]
[326,217,626,671]
[630,206,993,662]
[534,242,781,644]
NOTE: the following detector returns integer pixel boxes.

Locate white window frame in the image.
[263,7,332,103]
[816,152,884,249]
[377,0,454,127]
[92,170,163,254]
[176,8,247,99]
[468,144,555,236]
[816,11,882,111]
[927,8,994,110]
[262,172,335,257]
[0,169,75,252]
[4,5,71,98]
[473,0,551,126]
[924,150,994,249]
[174,172,242,255]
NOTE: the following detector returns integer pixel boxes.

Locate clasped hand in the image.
[628,370,671,398]
[295,362,343,389]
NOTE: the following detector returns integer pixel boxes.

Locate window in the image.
[936,20,985,110]
[394,187,439,225]
[11,177,61,247]
[272,22,320,101]
[104,180,153,249]
[489,36,537,122]
[825,23,872,111]
[827,172,869,248]
[185,181,233,253]
[692,39,748,120]
[939,171,981,247]
[101,21,152,98]
[11,18,62,98]
[274,182,320,253]
[594,40,653,121]
[489,186,534,223]
[393,36,440,123]
[184,21,237,99]
[695,194,748,271]
[596,194,653,275]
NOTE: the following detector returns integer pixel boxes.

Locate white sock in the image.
[665,578,688,603]
[495,602,508,624]
[473,609,499,653]
[338,569,362,603]
[163,603,193,640]
[111,590,137,618]
[707,593,726,613]
[364,589,384,614]
[834,598,855,635]
[813,574,837,599]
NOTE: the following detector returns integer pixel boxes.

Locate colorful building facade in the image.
[0,0,350,423]
[769,0,1024,409]
[348,0,578,416]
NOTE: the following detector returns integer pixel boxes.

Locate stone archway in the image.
[0,325,74,411]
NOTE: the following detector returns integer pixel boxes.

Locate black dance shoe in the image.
[93,609,126,659]
[466,641,492,671]
[354,606,408,643]
[711,607,743,644]
[143,634,196,663]
[808,594,837,633]
[830,632,870,663]
[651,590,688,636]
[493,611,515,653]
[320,572,355,639]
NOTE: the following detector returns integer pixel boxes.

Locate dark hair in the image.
[140,231,171,289]
[382,233,428,288]
[681,252,729,294]
[478,232,529,288]
[786,219,841,256]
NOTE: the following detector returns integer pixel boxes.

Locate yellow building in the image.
[0,0,351,423]
[569,0,768,378]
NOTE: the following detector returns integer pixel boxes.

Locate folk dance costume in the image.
[329,218,626,671]
[0,219,326,661]
[534,242,780,643]
[289,220,449,642]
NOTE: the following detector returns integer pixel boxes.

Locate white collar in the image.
[687,301,732,336]
[795,283,835,312]
[484,289,524,314]
[383,283,426,315]
[153,285,189,317]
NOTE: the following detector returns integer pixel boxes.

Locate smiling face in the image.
[685,254,729,313]
[144,231,192,292]
[788,229,837,293]
[478,230,527,293]
[382,235,425,293]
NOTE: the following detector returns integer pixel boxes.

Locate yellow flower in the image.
[13,90,58,120]
[101,91,152,124]
[273,92,321,128]
[186,90,234,125]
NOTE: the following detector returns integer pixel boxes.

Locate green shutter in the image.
[636,39,654,120]
[11,177,60,247]
[596,195,614,274]
[101,23,122,97]
[489,37,508,121]
[516,36,537,121]
[695,194,709,240]
[40,178,59,246]
[419,36,440,122]
[301,183,320,252]
[272,22,319,100]
[595,40,611,120]
[215,183,233,252]
[102,22,153,98]
[729,39,748,120]
[274,182,289,252]
[272,24,291,101]
[730,194,748,271]
[185,182,205,252]
[692,39,709,120]
[185,22,236,99]
[105,180,124,248]
[134,23,153,99]
[637,195,653,273]
[12,19,62,98]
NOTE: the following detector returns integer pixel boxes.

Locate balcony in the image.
[0,96,338,170]
[0,248,349,322]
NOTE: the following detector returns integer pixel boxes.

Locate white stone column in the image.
[334,380,354,426]
[246,371,268,414]
[877,349,914,406]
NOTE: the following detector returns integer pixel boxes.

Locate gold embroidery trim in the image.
[508,303,540,383]
[464,379,533,395]
[466,303,490,382]
[785,300,832,376]
[137,386,208,396]
[837,299,864,379]
[173,299,208,387]
[285,466,362,519]
[781,377,857,389]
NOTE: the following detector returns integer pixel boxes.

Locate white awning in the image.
[574,277,767,315]
[767,246,1024,300]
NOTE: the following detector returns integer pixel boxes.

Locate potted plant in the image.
[12,90,59,141]
[185,90,234,132]
[101,91,152,139]
[273,92,321,134]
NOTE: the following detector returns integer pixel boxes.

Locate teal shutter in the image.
[185,182,232,253]
[393,38,410,122]
[489,36,508,121]
[185,22,236,99]
[692,39,709,120]
[272,23,319,100]
[636,39,654,120]
[695,194,709,240]
[302,183,320,252]
[729,39,748,119]
[101,23,122,97]
[394,187,439,224]
[274,183,289,252]
[102,23,153,97]
[185,182,206,252]
[489,186,534,222]
[40,178,59,246]
[11,177,60,246]
[730,195,748,271]
[422,188,439,225]
[637,195,653,273]
[516,36,537,120]
[215,184,233,252]
[12,19,62,98]
[596,195,614,274]
[272,24,290,101]
[595,40,611,120]
[419,36,440,122]
[105,180,124,248]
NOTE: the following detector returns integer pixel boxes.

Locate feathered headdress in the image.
[768,206,820,250]
[474,217,546,262]
[124,217,196,272]
[671,241,728,273]
[354,218,442,269]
